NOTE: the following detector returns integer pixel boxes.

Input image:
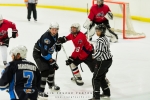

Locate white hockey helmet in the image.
[0,14,3,20]
[97,0,104,6]
[49,22,59,29]
[9,45,28,59]
[71,23,81,32]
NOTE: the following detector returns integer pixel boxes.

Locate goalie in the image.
[83,0,118,43]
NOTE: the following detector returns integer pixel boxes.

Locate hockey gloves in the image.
[104,11,113,20]
[12,30,18,38]
[50,60,59,70]
[66,57,74,65]
[55,42,61,52]
[83,18,93,29]
[57,36,67,44]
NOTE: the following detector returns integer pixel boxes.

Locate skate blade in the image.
[100,96,110,100]
[71,77,84,86]
[49,88,60,92]
[76,82,84,86]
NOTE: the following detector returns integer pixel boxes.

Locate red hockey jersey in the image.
[66,32,93,60]
[0,19,17,42]
[88,4,111,23]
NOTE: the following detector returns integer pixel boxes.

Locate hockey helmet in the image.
[49,22,59,29]
[71,23,81,32]
[9,45,28,59]
[95,24,106,35]
[97,0,104,7]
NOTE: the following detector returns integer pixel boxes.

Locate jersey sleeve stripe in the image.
[41,54,52,60]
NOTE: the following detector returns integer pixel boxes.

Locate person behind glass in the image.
[89,24,113,100]
[24,0,38,21]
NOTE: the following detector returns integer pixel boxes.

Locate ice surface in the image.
[0,6,150,100]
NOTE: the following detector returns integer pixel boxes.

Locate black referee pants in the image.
[27,3,37,20]
[92,58,112,99]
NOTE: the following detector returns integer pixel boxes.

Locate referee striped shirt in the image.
[92,35,112,61]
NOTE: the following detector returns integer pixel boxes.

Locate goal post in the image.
[92,0,146,39]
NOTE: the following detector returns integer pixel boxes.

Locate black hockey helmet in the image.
[95,24,106,35]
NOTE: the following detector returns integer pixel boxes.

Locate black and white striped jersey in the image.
[92,35,112,61]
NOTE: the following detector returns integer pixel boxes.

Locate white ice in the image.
[0,6,150,100]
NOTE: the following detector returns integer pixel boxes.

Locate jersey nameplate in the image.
[18,64,36,71]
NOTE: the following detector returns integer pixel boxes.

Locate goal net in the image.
[92,0,146,39]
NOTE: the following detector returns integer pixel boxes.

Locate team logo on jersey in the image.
[48,47,55,54]
[44,38,50,44]
[78,39,82,44]
[96,11,104,17]
[0,30,7,36]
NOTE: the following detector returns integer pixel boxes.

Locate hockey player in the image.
[57,23,95,86]
[89,24,112,100]
[0,14,18,65]
[83,0,118,43]
[0,45,41,100]
[33,22,61,98]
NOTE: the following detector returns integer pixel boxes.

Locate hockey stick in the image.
[52,51,60,90]
[62,45,83,86]
[80,64,83,72]
[1,43,8,45]
[87,3,89,16]
[101,24,118,39]
[86,3,90,41]
[55,52,58,62]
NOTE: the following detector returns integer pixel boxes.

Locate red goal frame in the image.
[92,0,146,39]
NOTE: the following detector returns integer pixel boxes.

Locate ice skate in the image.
[38,92,48,100]
[71,76,84,86]
[49,84,60,91]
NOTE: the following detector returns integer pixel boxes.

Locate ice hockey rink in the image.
[0,6,150,100]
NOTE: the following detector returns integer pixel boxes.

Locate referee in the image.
[24,0,38,21]
[89,24,113,100]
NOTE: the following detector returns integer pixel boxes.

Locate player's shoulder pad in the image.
[97,37,105,43]
[3,19,11,23]
[5,61,16,68]
[41,32,51,44]
[79,32,86,37]
[5,62,11,67]
[92,4,97,7]
[103,4,109,8]
[2,19,7,23]
[22,59,38,67]
[22,59,34,64]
